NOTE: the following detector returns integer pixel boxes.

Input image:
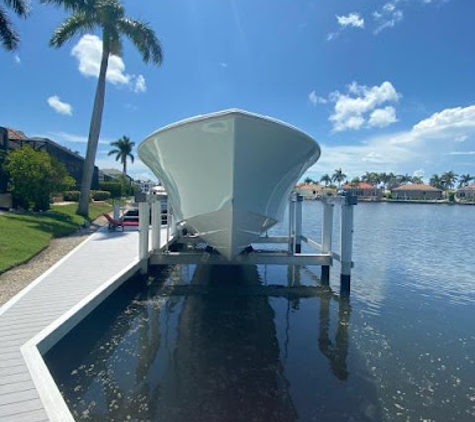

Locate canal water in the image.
[45,201,475,421]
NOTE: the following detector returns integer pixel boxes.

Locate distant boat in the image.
[138,109,321,259]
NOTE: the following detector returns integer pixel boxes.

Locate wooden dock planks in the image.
[0,227,166,421]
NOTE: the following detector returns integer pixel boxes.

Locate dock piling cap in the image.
[345,195,358,206]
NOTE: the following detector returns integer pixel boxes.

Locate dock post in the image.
[340,194,356,295]
[151,200,161,251]
[288,195,296,254]
[295,194,303,253]
[113,201,120,220]
[321,200,334,285]
[139,202,150,274]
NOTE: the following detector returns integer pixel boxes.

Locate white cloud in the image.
[413,106,475,135]
[71,34,146,93]
[309,104,475,179]
[368,106,398,128]
[328,12,364,41]
[329,81,401,131]
[14,54,20,64]
[47,95,73,116]
[372,0,448,34]
[337,13,365,28]
[47,131,111,145]
[372,1,404,34]
[220,62,228,68]
[134,75,146,93]
[454,135,468,143]
[449,151,475,155]
[308,90,328,106]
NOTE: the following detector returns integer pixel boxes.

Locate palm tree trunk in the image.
[76,42,110,217]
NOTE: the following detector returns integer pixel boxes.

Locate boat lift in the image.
[138,193,357,294]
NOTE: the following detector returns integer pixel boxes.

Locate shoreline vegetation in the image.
[311,197,475,205]
[0,202,112,275]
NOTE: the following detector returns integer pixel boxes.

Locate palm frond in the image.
[4,0,30,17]
[0,6,20,50]
[39,0,92,13]
[49,12,95,47]
[118,18,163,65]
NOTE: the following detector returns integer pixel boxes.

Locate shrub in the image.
[5,146,75,211]
[63,191,80,201]
[91,190,111,201]
[99,181,122,198]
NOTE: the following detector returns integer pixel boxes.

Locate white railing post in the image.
[151,200,161,251]
[113,201,120,220]
[295,194,303,253]
[340,195,356,294]
[288,195,295,254]
[139,202,150,274]
[321,200,334,284]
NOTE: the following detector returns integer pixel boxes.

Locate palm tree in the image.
[1,0,29,51]
[441,171,458,190]
[42,0,163,217]
[397,174,412,185]
[429,174,443,190]
[458,174,473,188]
[361,171,379,186]
[303,176,315,184]
[411,175,423,184]
[332,168,346,188]
[320,174,332,186]
[108,135,135,176]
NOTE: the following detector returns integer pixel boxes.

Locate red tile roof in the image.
[392,183,440,191]
[342,182,377,189]
[6,128,27,140]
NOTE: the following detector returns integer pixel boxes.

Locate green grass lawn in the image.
[0,202,112,274]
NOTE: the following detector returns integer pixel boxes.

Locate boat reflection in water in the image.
[45,265,380,421]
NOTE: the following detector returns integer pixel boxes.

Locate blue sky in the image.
[2,0,474,182]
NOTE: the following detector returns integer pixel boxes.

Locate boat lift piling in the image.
[320,200,334,285]
[140,193,357,293]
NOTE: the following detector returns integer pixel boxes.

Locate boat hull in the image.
[138,109,320,260]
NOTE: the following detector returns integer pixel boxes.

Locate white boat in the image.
[138,109,321,260]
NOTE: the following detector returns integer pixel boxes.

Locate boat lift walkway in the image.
[0,226,168,422]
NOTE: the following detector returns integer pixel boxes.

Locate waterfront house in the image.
[341,182,382,201]
[0,126,99,190]
[455,184,475,201]
[295,183,336,199]
[391,184,442,200]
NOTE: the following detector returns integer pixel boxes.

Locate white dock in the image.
[0,227,167,422]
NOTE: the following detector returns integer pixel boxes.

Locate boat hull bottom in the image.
[185,204,277,260]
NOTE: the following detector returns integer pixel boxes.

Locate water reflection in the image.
[159,264,298,422]
[46,264,378,421]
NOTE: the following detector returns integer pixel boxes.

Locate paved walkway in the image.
[0,227,164,422]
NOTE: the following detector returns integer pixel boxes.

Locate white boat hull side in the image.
[139,109,320,260]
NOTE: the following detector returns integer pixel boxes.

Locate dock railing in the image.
[139,193,357,294]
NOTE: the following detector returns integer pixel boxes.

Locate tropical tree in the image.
[303,176,315,184]
[397,174,412,185]
[320,174,332,186]
[108,135,135,176]
[458,174,473,188]
[429,174,443,190]
[411,175,423,184]
[0,0,29,51]
[5,145,75,211]
[441,171,458,190]
[361,171,380,186]
[332,168,346,188]
[42,0,163,217]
